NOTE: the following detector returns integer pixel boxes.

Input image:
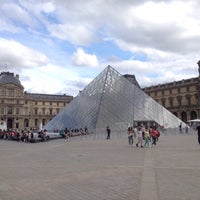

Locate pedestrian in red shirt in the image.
[151,127,158,146]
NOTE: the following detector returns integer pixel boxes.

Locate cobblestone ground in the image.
[0,133,200,200]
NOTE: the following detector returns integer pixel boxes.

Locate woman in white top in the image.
[136,127,143,148]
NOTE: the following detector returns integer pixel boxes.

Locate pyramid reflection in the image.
[44,65,185,134]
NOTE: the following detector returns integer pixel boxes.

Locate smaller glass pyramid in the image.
[44,65,185,133]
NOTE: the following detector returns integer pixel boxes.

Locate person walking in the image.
[151,127,158,146]
[196,123,200,144]
[144,128,150,147]
[136,127,143,148]
[106,126,111,139]
[127,127,133,147]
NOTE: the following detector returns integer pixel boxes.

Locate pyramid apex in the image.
[44,64,185,132]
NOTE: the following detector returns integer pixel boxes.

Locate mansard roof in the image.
[0,72,23,87]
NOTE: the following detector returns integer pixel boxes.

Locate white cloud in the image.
[1,2,36,28]
[0,39,49,69]
[21,64,79,95]
[72,48,99,67]
[48,23,95,45]
[1,0,200,96]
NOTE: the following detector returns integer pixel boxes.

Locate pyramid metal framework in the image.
[44,65,185,133]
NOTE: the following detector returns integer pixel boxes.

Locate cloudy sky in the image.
[0,0,200,96]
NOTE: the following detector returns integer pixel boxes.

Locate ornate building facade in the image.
[142,61,200,123]
[0,72,73,130]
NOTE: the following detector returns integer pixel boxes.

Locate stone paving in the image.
[0,132,200,200]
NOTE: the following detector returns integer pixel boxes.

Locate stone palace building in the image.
[1,61,199,130]
[0,72,73,130]
[142,61,200,123]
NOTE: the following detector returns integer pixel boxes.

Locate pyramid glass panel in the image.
[44,65,186,133]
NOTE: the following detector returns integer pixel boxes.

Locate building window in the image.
[43,101,45,106]
[8,89,14,96]
[16,108,19,115]
[35,101,37,105]
[177,96,182,106]
[186,95,191,106]
[0,108,4,114]
[24,119,29,127]
[161,98,165,107]
[35,119,38,127]
[42,118,46,126]
[169,97,173,107]
[35,108,38,115]
[7,107,12,114]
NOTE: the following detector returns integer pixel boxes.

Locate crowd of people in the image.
[127,126,160,148]
[0,129,49,142]
[62,127,89,142]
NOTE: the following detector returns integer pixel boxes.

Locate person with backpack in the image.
[151,127,158,146]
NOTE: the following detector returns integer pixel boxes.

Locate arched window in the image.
[42,118,46,126]
[190,111,197,120]
[181,111,187,122]
[24,119,29,127]
[35,118,39,127]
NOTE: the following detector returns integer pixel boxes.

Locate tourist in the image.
[151,127,158,146]
[136,127,143,148]
[106,126,111,139]
[196,123,200,144]
[144,127,150,147]
[179,123,182,133]
[64,130,69,142]
[127,127,133,147]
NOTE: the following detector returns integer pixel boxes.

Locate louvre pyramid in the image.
[44,65,185,133]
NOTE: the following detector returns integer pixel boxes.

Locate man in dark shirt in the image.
[106,126,111,139]
[196,123,200,144]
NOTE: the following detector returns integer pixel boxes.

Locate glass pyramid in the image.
[44,65,185,133]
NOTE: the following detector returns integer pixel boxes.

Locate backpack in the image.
[157,131,160,137]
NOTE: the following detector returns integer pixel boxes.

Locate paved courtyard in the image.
[0,132,200,200]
